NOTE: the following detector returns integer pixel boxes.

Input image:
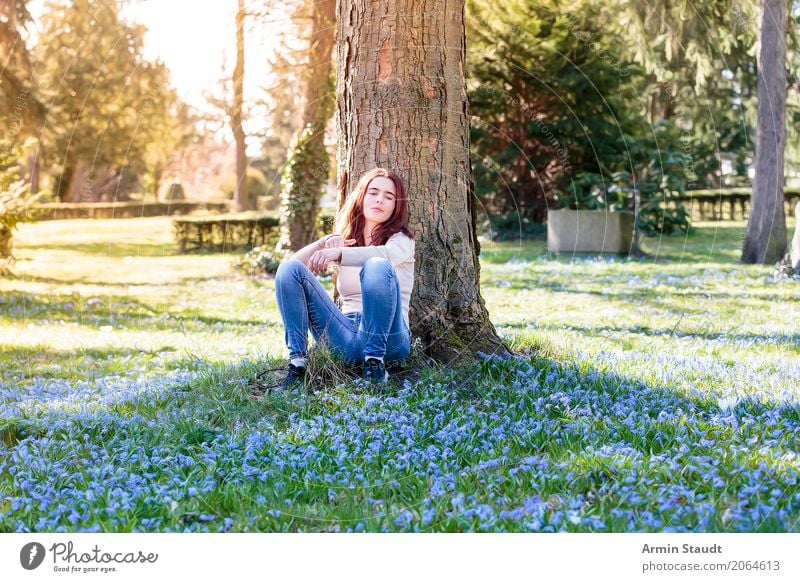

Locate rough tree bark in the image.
[231,0,249,212]
[335,0,508,363]
[742,0,787,264]
[277,0,336,252]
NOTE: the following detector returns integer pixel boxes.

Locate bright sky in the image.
[29,0,287,113]
[122,0,240,110]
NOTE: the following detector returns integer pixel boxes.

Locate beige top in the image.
[289,232,416,328]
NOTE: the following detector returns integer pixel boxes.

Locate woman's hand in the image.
[308,247,343,274]
[321,234,357,249]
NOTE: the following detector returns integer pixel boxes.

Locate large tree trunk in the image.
[277,0,336,252]
[742,0,787,264]
[231,0,249,212]
[335,0,508,364]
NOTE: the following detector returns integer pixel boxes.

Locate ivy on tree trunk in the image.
[277,0,336,252]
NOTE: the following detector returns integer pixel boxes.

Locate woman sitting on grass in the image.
[274,168,415,387]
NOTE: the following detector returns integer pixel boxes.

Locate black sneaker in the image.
[280,362,306,390]
[362,358,388,383]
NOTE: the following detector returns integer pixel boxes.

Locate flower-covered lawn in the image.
[0,217,798,532]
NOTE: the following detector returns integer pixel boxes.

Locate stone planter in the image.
[547,209,634,254]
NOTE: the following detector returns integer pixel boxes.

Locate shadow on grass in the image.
[163,342,799,531]
[20,242,180,257]
[496,322,800,351]
[483,275,779,311]
[0,345,177,382]
[0,290,278,330]
[477,223,752,265]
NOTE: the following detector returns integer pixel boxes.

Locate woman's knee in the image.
[275,258,306,283]
[360,257,393,285]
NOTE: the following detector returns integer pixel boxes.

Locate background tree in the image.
[467,0,644,223]
[467,0,691,236]
[140,96,196,199]
[336,0,508,362]
[244,0,307,202]
[612,0,752,99]
[607,0,796,262]
[231,0,249,211]
[616,0,759,188]
[742,0,789,263]
[1,0,45,192]
[36,0,184,202]
[0,0,43,138]
[207,0,295,211]
[276,0,336,252]
[256,47,305,203]
[0,138,44,273]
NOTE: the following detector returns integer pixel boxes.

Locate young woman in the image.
[274,168,415,387]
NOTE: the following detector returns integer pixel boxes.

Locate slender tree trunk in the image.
[231,0,249,212]
[278,0,336,252]
[64,162,88,202]
[336,0,508,364]
[151,161,162,200]
[661,90,673,120]
[28,149,39,193]
[300,0,336,132]
[649,93,658,125]
[742,0,787,264]
[56,161,76,202]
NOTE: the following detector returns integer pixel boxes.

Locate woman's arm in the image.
[289,234,337,266]
[339,233,415,268]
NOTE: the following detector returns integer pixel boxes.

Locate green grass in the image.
[0,216,798,532]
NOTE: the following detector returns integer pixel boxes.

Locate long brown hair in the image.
[334,168,413,246]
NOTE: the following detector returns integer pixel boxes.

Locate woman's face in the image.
[362,176,397,225]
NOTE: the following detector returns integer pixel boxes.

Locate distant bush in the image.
[218,168,272,209]
[549,122,691,236]
[158,182,185,202]
[480,211,547,241]
[1,140,47,273]
[234,244,285,277]
[234,211,336,276]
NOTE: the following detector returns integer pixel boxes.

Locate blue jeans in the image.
[274,257,411,365]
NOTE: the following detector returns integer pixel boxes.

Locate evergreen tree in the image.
[467,0,653,221]
[36,0,188,201]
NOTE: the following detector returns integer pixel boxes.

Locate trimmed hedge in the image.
[29,200,231,220]
[173,211,336,253]
[173,213,280,252]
